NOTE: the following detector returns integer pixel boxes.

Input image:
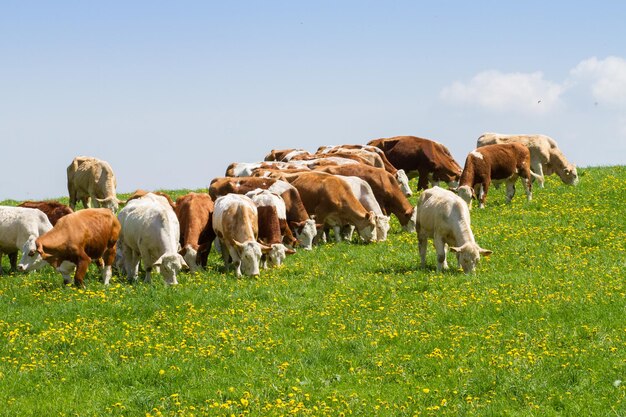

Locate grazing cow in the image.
[175,192,215,272]
[283,171,377,243]
[0,206,53,274]
[127,189,176,210]
[368,136,462,191]
[335,176,390,242]
[416,186,492,273]
[317,145,412,196]
[314,164,417,233]
[17,208,120,287]
[118,193,187,285]
[245,188,298,247]
[18,201,73,226]
[264,149,310,162]
[67,156,122,212]
[457,143,540,209]
[246,189,296,267]
[225,161,310,177]
[212,194,272,277]
[476,133,578,187]
[209,177,319,250]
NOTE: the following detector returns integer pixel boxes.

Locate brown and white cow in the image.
[18,208,120,287]
[313,164,417,233]
[476,133,578,187]
[457,143,541,209]
[368,136,462,191]
[175,192,215,272]
[209,177,319,250]
[245,189,296,268]
[127,189,176,210]
[264,149,310,162]
[225,161,311,177]
[212,194,272,277]
[67,156,122,212]
[18,201,73,226]
[282,171,377,243]
[317,144,412,196]
[416,186,492,274]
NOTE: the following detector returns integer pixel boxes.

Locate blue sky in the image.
[2,1,625,200]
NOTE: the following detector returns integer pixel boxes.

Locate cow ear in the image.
[153,254,164,267]
[285,247,296,255]
[449,246,461,253]
[233,240,244,249]
[289,221,301,229]
[479,248,493,256]
[178,254,189,270]
[260,243,273,254]
[315,223,324,230]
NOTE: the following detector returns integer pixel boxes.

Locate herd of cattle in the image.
[0,134,578,286]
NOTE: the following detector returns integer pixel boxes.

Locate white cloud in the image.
[569,56,626,106]
[440,70,564,114]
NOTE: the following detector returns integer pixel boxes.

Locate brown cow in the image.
[17,208,120,287]
[282,171,377,243]
[209,177,319,250]
[368,136,462,191]
[457,143,541,209]
[174,192,215,272]
[18,201,73,225]
[313,164,417,232]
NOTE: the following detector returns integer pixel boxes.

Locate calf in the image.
[209,177,319,250]
[457,143,540,209]
[416,186,492,273]
[175,192,215,272]
[118,193,187,285]
[0,206,53,274]
[18,201,73,226]
[17,208,120,287]
[212,194,272,276]
[283,172,377,243]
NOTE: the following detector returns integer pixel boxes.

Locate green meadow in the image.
[1,166,625,416]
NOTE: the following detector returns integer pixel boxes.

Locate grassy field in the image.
[1,166,625,416]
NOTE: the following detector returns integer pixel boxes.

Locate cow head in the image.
[264,243,296,268]
[95,196,123,212]
[290,219,320,250]
[153,253,188,285]
[558,164,579,186]
[449,243,492,274]
[180,244,202,273]
[456,185,475,208]
[359,212,377,243]
[16,236,48,272]
[395,169,412,196]
[234,240,269,276]
[375,215,391,241]
[402,206,418,233]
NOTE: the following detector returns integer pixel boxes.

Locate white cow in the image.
[245,189,296,268]
[67,156,122,212]
[117,193,187,284]
[0,206,53,274]
[476,133,578,187]
[336,176,390,242]
[212,194,272,276]
[416,186,492,274]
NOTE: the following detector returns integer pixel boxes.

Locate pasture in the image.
[0,165,625,416]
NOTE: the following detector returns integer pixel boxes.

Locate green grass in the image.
[1,166,625,416]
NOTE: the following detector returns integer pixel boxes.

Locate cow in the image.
[245,189,296,267]
[416,186,492,273]
[212,194,272,277]
[282,171,377,243]
[317,145,412,196]
[368,136,462,191]
[457,143,540,209]
[126,189,176,210]
[175,192,215,272]
[18,201,73,226]
[209,177,319,250]
[17,208,120,287]
[476,133,578,187]
[117,193,187,285]
[67,156,122,212]
[335,176,390,242]
[0,206,53,275]
[264,149,310,162]
[225,161,310,177]
[245,188,298,247]
[313,164,417,233]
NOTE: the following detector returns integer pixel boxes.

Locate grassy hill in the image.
[1,166,625,416]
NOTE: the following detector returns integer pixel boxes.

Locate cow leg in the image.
[434,235,448,272]
[417,170,429,191]
[73,253,91,288]
[530,160,545,188]
[505,179,516,203]
[333,225,342,243]
[101,244,116,285]
[341,224,355,242]
[417,233,428,268]
[477,183,488,209]
[123,246,140,282]
[8,252,18,273]
[0,253,3,275]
